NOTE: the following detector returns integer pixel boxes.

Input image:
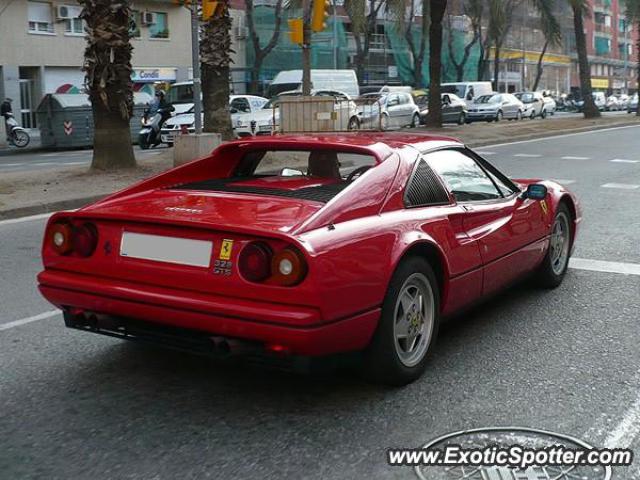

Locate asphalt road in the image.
[1,126,640,479]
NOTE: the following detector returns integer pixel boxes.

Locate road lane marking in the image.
[65,161,88,165]
[604,387,640,448]
[561,156,590,160]
[0,212,53,227]
[611,159,639,164]
[0,310,60,332]
[551,179,576,185]
[569,258,640,276]
[0,163,23,167]
[479,124,640,149]
[513,153,542,158]
[601,183,640,190]
[476,151,496,155]
[33,162,56,166]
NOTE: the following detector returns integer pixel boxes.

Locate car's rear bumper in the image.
[467,112,497,120]
[38,270,379,356]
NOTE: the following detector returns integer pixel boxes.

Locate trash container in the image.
[36,92,152,149]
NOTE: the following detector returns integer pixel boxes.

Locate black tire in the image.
[540,109,547,119]
[410,113,420,128]
[530,110,536,119]
[139,134,150,150]
[457,112,466,125]
[495,110,503,122]
[12,130,30,148]
[535,203,572,289]
[363,256,440,386]
[348,116,360,131]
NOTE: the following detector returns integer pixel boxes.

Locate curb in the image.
[1,120,639,222]
[0,195,106,221]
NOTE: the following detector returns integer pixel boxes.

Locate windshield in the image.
[267,82,301,98]
[166,84,194,104]
[476,95,500,104]
[442,84,466,98]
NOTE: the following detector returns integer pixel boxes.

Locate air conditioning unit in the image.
[235,26,248,39]
[142,12,157,26]
[56,5,81,20]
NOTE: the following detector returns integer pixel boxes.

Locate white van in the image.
[267,70,359,98]
[441,82,493,104]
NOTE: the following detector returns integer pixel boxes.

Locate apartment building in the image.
[576,0,639,94]
[0,0,194,129]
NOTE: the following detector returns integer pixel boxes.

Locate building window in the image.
[28,1,54,34]
[149,12,169,39]
[130,10,141,38]
[65,17,84,35]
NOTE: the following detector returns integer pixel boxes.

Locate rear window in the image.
[177,150,377,204]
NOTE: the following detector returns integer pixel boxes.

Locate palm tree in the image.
[569,0,600,118]
[201,3,234,139]
[623,0,640,115]
[531,0,563,91]
[246,0,285,95]
[425,0,448,127]
[79,0,135,170]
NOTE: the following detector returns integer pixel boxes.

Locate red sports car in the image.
[38,133,580,385]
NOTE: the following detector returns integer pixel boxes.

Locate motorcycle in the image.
[3,112,30,148]
[139,107,172,150]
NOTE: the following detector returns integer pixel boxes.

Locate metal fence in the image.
[273,96,385,134]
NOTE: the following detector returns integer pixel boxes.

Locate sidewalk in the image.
[1,114,639,220]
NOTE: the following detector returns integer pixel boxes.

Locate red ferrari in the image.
[38,133,580,385]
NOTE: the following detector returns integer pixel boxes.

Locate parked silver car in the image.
[628,94,639,114]
[467,93,524,122]
[359,92,420,130]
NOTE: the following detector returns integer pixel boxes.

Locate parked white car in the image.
[541,92,557,115]
[515,91,546,119]
[628,94,639,113]
[160,95,268,144]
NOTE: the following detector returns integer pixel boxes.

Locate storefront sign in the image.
[132,68,177,83]
[591,78,610,89]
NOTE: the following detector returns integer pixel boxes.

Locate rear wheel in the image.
[457,112,466,125]
[363,257,440,386]
[540,109,547,119]
[12,130,30,148]
[410,113,420,128]
[139,133,149,150]
[348,116,360,131]
[536,204,572,288]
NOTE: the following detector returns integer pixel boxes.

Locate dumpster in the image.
[36,92,152,149]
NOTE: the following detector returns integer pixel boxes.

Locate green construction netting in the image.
[245,6,481,90]
[386,22,481,87]
[245,6,349,89]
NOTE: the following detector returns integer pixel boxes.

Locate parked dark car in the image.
[415,93,468,125]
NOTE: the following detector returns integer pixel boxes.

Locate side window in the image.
[404,159,451,207]
[426,150,502,202]
[230,98,250,113]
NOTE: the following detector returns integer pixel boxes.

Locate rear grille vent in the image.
[172,178,348,204]
[404,160,450,207]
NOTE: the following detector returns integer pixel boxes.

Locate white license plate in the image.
[120,232,213,268]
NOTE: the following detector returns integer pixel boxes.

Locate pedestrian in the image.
[1,98,13,141]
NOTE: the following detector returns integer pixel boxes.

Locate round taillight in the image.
[271,248,307,286]
[238,242,272,282]
[73,223,98,257]
[50,223,73,255]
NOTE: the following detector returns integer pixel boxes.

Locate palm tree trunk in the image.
[426,0,447,128]
[201,4,234,139]
[532,40,549,92]
[572,5,600,118]
[79,0,135,170]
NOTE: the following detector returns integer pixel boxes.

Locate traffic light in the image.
[311,0,331,33]
[202,0,220,21]
[288,18,303,45]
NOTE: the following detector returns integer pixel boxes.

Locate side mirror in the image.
[280,167,304,177]
[521,183,548,200]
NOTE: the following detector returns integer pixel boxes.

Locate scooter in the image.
[139,107,171,150]
[3,112,30,148]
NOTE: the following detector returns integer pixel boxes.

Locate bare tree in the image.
[79,0,135,170]
[246,0,285,95]
[389,0,430,88]
[446,0,482,82]
[344,0,386,83]
[426,0,448,126]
